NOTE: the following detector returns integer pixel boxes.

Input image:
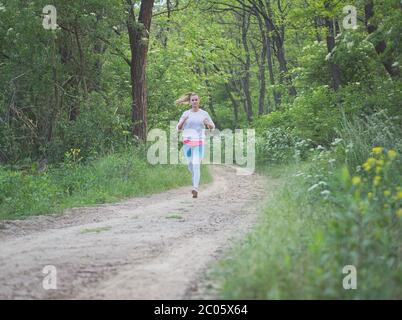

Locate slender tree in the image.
[364,0,400,78]
[324,1,342,91]
[126,0,155,141]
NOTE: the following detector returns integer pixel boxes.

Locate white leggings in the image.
[187,162,201,190]
[184,144,204,190]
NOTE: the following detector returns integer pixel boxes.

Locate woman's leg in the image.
[183,145,194,185]
[192,162,200,190]
[187,160,194,176]
[191,145,204,191]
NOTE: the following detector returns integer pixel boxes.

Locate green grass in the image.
[213,162,330,299]
[80,226,112,234]
[0,149,212,220]
[255,163,291,179]
[213,156,401,299]
[166,214,184,220]
[214,113,402,299]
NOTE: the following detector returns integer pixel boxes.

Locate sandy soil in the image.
[0,165,276,299]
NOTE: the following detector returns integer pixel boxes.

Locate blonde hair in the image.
[175,92,198,105]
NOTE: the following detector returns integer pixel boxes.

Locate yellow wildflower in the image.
[397,209,402,218]
[397,191,402,201]
[387,149,397,160]
[373,176,381,187]
[376,159,385,167]
[363,162,371,172]
[352,176,362,186]
[372,147,384,155]
[384,190,391,197]
[363,157,377,171]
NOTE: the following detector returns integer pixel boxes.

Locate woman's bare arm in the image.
[176,114,189,130]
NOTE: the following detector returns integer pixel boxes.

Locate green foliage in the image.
[332,31,381,85]
[47,92,132,163]
[289,86,340,144]
[215,163,331,299]
[335,110,402,171]
[256,127,312,164]
[254,79,402,163]
[0,0,401,299]
[253,110,293,134]
[214,144,402,299]
[294,41,331,88]
[0,148,212,220]
[307,148,402,298]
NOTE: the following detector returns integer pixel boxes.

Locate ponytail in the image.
[175,92,197,105]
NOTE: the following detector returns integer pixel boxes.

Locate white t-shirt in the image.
[177,108,215,142]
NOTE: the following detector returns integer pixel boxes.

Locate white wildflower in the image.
[321,190,331,196]
[331,138,343,146]
[308,184,319,192]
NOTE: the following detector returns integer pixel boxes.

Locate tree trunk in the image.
[324,2,342,90]
[314,17,323,42]
[162,0,172,48]
[261,20,296,98]
[364,0,399,78]
[241,11,253,123]
[91,9,107,92]
[73,23,88,96]
[263,0,296,97]
[201,58,220,129]
[57,24,80,121]
[127,0,155,141]
[266,38,281,110]
[264,31,281,109]
[258,43,267,115]
[224,82,239,127]
[48,33,59,144]
[273,33,297,97]
[254,16,267,115]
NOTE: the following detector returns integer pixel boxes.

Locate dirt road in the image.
[0,165,274,299]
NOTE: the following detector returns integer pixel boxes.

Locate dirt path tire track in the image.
[0,165,276,299]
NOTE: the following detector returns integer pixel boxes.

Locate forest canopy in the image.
[1,0,400,164]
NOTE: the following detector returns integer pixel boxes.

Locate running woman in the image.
[176,93,215,198]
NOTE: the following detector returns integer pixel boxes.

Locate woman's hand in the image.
[203,118,214,129]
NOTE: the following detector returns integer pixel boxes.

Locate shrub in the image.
[256,127,312,164]
[289,86,340,145]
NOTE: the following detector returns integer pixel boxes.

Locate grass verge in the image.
[213,155,401,299]
[0,149,212,220]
